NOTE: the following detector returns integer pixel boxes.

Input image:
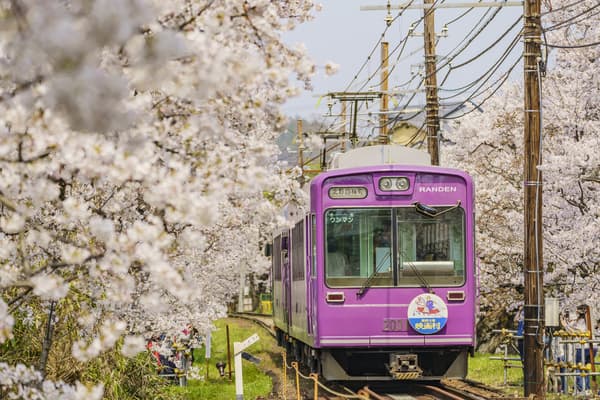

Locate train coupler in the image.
[387,353,423,380]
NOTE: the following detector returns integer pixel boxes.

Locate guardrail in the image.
[492,328,599,396]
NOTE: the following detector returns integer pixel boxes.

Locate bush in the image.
[1,295,177,400]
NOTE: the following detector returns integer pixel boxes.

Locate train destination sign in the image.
[328,186,367,199]
[407,294,448,335]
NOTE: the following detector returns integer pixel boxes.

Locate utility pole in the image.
[341,101,347,152]
[379,41,390,144]
[296,119,305,185]
[423,0,440,165]
[523,0,544,395]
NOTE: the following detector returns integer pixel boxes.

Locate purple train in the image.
[271,145,476,381]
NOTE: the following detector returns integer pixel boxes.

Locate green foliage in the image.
[0,295,174,400]
[82,350,178,400]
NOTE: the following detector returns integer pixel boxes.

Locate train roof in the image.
[329,145,430,169]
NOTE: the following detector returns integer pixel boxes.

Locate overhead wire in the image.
[311,0,528,154]
[388,3,493,91]
[317,0,445,144]
[439,28,523,100]
[351,0,445,93]
[343,0,420,93]
[440,53,522,120]
[543,2,600,31]
[437,5,499,65]
[436,15,521,93]
[343,0,510,133]
[389,5,520,122]
[443,47,523,114]
[545,40,600,48]
[311,0,422,142]
[444,3,478,25]
[446,15,522,71]
[541,0,587,16]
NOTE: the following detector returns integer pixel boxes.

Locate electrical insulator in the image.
[385,13,393,26]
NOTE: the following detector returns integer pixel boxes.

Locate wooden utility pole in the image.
[423,0,440,165]
[523,0,544,395]
[296,119,305,185]
[341,101,347,151]
[379,41,390,144]
[297,119,304,170]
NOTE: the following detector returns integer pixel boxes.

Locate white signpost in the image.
[233,333,260,400]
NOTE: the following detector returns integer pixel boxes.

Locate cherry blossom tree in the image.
[0,0,316,396]
[443,0,600,325]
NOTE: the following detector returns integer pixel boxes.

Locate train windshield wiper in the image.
[357,251,391,298]
[414,201,461,218]
[403,261,434,294]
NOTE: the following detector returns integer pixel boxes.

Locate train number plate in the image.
[383,318,407,332]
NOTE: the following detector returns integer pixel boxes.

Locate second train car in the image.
[272,145,476,381]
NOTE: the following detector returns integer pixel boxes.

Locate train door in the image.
[281,234,291,330]
[307,214,316,336]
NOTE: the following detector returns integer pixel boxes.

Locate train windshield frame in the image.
[324,206,466,288]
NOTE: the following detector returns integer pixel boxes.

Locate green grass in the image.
[468,352,524,387]
[467,352,525,397]
[467,353,583,399]
[170,318,277,400]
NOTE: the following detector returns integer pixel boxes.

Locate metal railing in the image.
[492,328,599,396]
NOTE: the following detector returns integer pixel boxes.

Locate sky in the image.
[282,0,524,124]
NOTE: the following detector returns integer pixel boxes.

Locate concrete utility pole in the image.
[379,41,390,144]
[423,0,440,165]
[522,0,544,395]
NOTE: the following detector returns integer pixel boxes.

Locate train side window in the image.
[291,219,305,281]
[272,235,282,281]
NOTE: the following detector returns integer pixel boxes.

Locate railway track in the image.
[345,380,509,400]
[335,380,514,400]
[230,312,516,400]
[228,312,275,337]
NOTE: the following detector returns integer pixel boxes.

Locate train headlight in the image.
[379,177,410,192]
[379,178,393,190]
[395,177,410,191]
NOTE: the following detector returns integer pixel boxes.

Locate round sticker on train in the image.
[407,294,448,334]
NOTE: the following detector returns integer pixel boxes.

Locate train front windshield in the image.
[325,207,466,288]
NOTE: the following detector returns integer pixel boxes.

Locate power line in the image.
[439,29,523,100]
[309,0,525,151]
[344,0,420,93]
[447,15,522,71]
[543,2,600,31]
[541,0,589,16]
[392,7,520,103]
[351,0,445,93]
[545,39,600,48]
[440,54,522,119]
